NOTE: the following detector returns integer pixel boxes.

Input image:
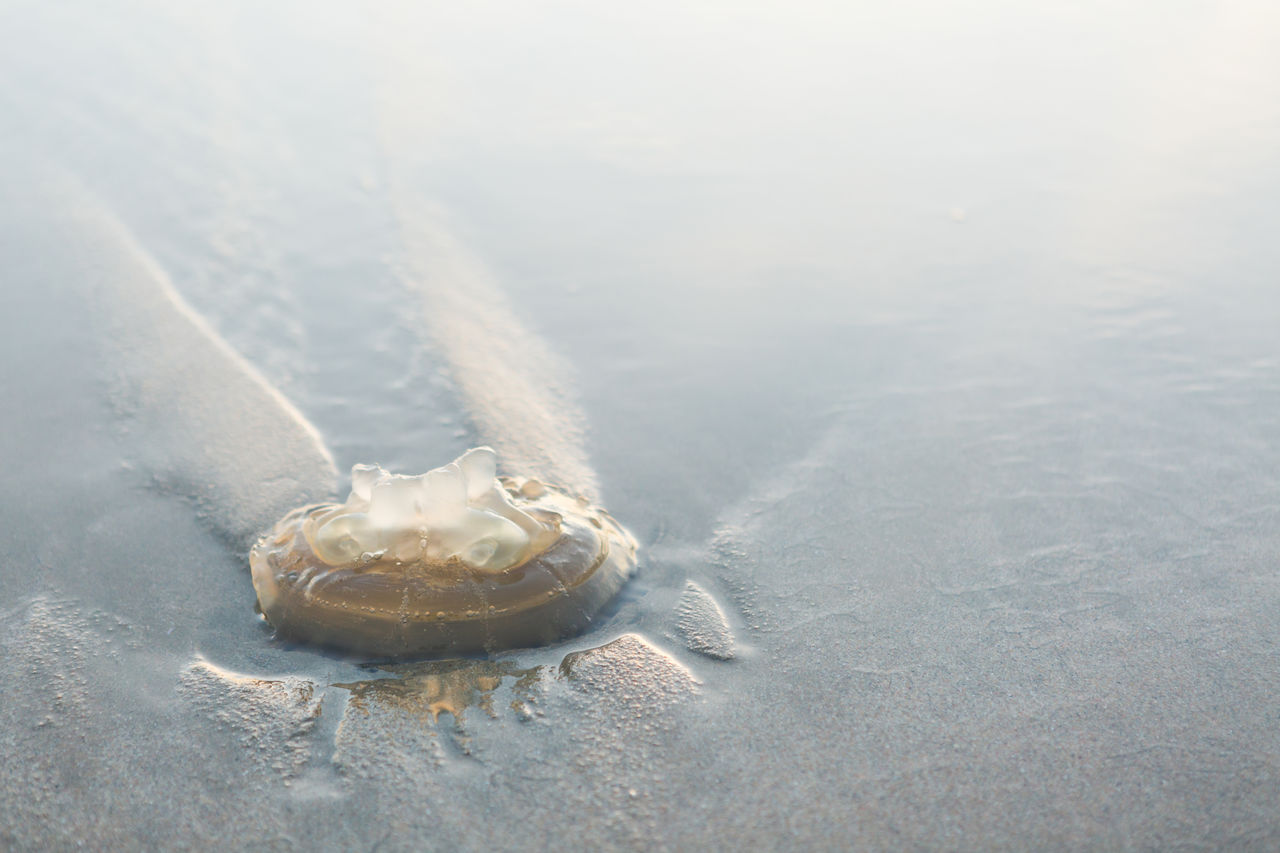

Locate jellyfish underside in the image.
[250,448,637,658]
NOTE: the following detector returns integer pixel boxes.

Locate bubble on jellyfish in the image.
[250,447,637,658]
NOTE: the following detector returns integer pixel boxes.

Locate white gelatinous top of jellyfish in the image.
[307,447,557,572]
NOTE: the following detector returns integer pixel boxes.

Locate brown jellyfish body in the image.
[249,447,637,658]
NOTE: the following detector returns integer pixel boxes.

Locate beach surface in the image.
[2,2,1279,849]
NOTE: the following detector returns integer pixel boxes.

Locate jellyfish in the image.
[250,447,637,658]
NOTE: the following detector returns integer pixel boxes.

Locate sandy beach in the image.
[3,2,1280,849]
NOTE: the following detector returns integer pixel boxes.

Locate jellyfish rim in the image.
[249,476,638,659]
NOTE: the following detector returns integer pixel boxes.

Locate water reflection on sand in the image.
[4,0,1280,849]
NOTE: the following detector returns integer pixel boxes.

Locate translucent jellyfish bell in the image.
[249,447,637,658]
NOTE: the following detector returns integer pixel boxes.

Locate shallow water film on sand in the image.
[3,0,1280,849]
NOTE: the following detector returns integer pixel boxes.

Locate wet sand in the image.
[3,1,1280,849]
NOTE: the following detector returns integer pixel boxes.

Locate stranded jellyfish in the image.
[250,447,637,658]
